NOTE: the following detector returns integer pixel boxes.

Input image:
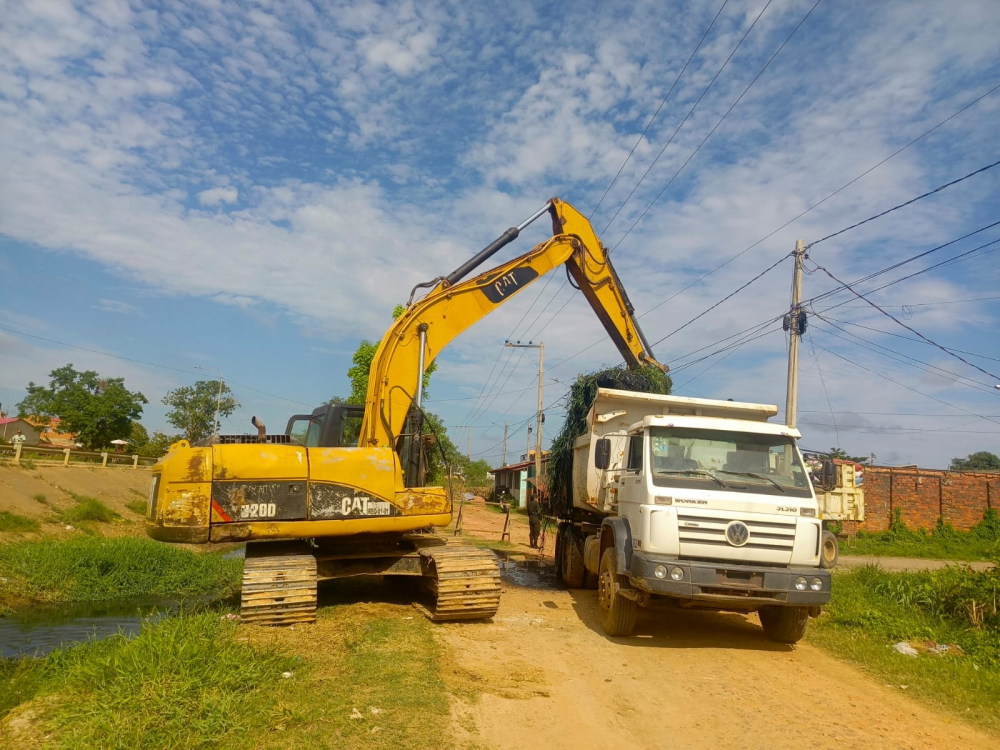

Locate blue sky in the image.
[1,0,999,468]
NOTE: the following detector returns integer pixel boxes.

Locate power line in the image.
[806,157,1000,249]
[839,294,1000,309]
[512,81,1000,379]
[814,315,1000,363]
[808,342,1000,427]
[811,263,1000,381]
[601,0,777,239]
[648,253,790,348]
[611,0,824,254]
[811,319,998,394]
[633,80,1000,322]
[590,0,730,219]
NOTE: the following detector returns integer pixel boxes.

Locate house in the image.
[35,417,79,448]
[0,418,43,446]
[489,450,550,507]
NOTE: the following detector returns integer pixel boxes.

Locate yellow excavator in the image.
[146,198,666,624]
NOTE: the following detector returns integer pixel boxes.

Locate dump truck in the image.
[146,198,665,625]
[554,389,831,643]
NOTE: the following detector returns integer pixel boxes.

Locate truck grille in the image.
[676,512,796,553]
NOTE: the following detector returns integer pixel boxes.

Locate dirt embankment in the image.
[0,465,151,542]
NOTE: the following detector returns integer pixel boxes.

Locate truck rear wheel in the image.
[597,548,637,637]
[819,530,839,569]
[560,526,586,588]
[758,606,809,643]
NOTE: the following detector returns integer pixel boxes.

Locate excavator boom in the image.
[361,197,665,448]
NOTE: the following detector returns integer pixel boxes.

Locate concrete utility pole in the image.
[501,421,508,466]
[506,340,544,499]
[467,425,472,460]
[784,240,806,430]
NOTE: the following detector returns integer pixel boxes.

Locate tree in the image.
[162,380,239,443]
[828,447,870,463]
[18,364,148,449]
[343,304,436,405]
[950,451,1000,472]
[129,421,149,447]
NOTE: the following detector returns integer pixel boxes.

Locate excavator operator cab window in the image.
[285,404,365,448]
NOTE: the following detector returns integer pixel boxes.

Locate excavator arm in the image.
[360,197,666,449]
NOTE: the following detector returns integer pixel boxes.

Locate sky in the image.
[1,0,999,469]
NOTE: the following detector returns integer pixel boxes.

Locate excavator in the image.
[145,198,666,625]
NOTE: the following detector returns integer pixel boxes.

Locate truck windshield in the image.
[649,427,811,498]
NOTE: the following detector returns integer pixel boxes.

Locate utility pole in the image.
[501,421,508,466]
[467,425,472,460]
[783,240,806,430]
[506,340,544,501]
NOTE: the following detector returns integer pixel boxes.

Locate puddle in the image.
[1,599,180,659]
[494,551,559,590]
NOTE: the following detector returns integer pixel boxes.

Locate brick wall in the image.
[860,466,998,532]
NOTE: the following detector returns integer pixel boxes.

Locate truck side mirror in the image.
[822,460,837,488]
[594,438,611,470]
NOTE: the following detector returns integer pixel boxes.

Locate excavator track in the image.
[416,545,501,622]
[240,542,318,626]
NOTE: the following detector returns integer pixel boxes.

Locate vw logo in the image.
[725,521,750,547]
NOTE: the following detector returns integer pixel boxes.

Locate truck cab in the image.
[560,389,831,642]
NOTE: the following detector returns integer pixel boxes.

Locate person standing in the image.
[11,429,27,447]
[527,490,541,548]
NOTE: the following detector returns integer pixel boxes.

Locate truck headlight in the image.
[810,577,823,591]
[654,565,667,579]
[670,567,684,581]
[795,576,808,591]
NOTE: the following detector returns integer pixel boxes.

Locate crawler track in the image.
[417,545,502,621]
[240,542,318,625]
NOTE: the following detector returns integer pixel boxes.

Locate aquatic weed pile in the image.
[546,365,670,517]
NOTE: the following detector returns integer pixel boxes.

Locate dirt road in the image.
[440,565,994,750]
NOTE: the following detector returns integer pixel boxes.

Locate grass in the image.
[124,499,147,516]
[61,494,121,524]
[0,611,296,748]
[0,536,242,607]
[32,494,47,505]
[1,603,452,749]
[0,512,41,534]
[809,563,1000,735]
[841,508,1000,561]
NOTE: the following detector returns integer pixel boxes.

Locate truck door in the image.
[617,432,646,528]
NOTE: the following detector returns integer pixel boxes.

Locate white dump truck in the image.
[554,389,832,643]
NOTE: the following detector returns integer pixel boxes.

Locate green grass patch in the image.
[123,500,147,516]
[843,508,1000,561]
[61,495,120,524]
[32,494,48,505]
[0,512,41,534]
[465,537,518,552]
[809,564,1000,735]
[0,536,242,607]
[0,612,296,748]
[18,459,36,470]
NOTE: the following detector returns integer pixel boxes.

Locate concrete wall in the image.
[1,420,43,446]
[859,466,998,531]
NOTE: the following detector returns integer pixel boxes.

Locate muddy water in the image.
[494,551,559,590]
[0,600,178,659]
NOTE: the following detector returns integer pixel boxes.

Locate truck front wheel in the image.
[758,606,809,643]
[597,549,637,637]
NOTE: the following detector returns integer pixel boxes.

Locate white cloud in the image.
[197,186,239,206]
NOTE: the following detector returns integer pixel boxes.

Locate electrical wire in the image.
[813,315,1000,363]
[806,158,1000,249]
[808,342,1000,427]
[611,0,824,254]
[590,0,730,219]
[600,0,777,239]
[810,263,1000,381]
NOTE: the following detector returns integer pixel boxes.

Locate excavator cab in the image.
[285,403,365,448]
